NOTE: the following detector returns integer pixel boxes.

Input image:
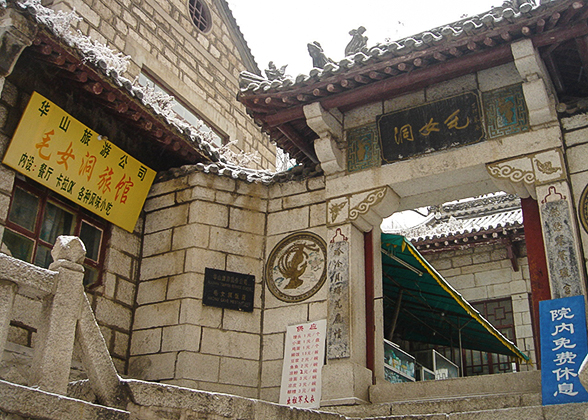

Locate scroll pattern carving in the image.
[487,162,535,184]
[349,187,387,221]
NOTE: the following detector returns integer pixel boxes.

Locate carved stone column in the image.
[321,187,398,405]
[487,149,586,299]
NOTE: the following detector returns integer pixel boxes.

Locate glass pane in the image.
[8,187,39,232]
[34,243,53,268]
[40,202,74,244]
[1,229,34,262]
[83,265,98,286]
[79,221,102,262]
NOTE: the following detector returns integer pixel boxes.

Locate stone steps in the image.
[356,402,588,419]
[330,392,588,420]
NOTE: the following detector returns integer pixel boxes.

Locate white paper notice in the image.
[279,319,327,409]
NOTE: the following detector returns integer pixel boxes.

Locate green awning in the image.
[381,234,530,363]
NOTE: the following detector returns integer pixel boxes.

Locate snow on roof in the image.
[10,0,229,164]
[383,193,523,242]
[239,1,543,92]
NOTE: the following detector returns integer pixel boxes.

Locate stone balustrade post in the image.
[29,236,86,395]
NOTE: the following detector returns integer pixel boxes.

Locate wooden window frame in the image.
[3,177,109,289]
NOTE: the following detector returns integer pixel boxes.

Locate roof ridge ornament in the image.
[264,61,289,81]
[307,41,334,69]
[344,26,368,57]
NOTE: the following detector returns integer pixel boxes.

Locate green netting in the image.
[381,234,529,362]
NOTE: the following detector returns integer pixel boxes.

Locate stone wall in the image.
[131,169,268,398]
[261,177,327,402]
[130,168,327,402]
[1,0,277,383]
[53,0,275,169]
[423,242,536,368]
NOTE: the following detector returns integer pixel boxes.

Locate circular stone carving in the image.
[265,232,327,303]
[579,184,588,234]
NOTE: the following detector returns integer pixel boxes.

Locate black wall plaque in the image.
[377,92,485,163]
[203,268,255,312]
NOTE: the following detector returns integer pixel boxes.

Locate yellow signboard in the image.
[3,92,156,232]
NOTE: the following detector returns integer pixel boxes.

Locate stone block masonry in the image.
[133,169,327,401]
[426,242,536,370]
[57,0,276,170]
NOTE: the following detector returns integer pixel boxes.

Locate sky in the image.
[227,0,500,77]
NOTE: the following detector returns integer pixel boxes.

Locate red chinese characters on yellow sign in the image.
[2,92,156,232]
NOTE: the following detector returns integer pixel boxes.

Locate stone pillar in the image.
[0,279,17,356]
[322,187,398,405]
[487,149,586,299]
[77,293,122,406]
[29,236,86,395]
[536,181,586,298]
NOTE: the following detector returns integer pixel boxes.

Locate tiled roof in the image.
[9,0,226,167]
[237,0,588,166]
[384,194,523,243]
[239,1,547,94]
[156,161,323,185]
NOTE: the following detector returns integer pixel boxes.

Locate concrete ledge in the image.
[370,371,541,404]
[124,379,346,420]
[0,379,129,420]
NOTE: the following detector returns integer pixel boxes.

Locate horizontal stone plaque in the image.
[378,92,485,163]
[203,268,255,312]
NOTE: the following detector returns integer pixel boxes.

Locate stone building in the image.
[3,0,588,418]
[0,0,274,381]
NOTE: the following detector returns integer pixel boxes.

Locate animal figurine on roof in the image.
[264,61,288,81]
[345,26,368,57]
[307,41,334,69]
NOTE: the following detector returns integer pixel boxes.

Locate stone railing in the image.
[0,236,122,406]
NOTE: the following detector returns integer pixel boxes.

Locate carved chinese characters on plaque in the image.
[265,232,327,303]
[378,92,484,163]
[327,229,350,359]
[540,186,583,298]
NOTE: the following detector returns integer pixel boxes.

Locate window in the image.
[2,178,108,287]
[435,297,517,376]
[188,0,212,33]
[137,72,224,147]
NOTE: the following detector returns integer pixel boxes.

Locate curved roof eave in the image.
[236,0,588,166]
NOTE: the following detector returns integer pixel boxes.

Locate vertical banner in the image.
[279,319,326,409]
[540,295,588,405]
